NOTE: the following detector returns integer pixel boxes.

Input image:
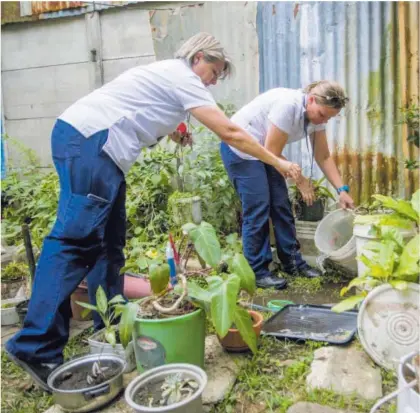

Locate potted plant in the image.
[289,177,335,222]
[76,286,138,372]
[47,353,126,413]
[1,261,28,299]
[180,221,261,354]
[353,189,419,276]
[125,363,207,413]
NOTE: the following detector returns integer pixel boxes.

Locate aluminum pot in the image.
[125,363,207,413]
[47,353,126,413]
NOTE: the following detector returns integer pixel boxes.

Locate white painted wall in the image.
[1,2,259,168]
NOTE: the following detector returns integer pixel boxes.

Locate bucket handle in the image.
[83,383,111,400]
[316,253,330,273]
[369,379,417,413]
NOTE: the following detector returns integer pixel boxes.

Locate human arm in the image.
[189,105,302,180]
[312,130,354,209]
[264,122,315,204]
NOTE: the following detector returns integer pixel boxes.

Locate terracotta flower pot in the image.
[70,283,92,321]
[218,310,264,352]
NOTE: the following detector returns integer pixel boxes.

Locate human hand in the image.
[297,177,315,206]
[169,131,193,147]
[279,161,302,181]
[339,191,355,209]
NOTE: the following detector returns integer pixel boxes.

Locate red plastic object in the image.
[176,122,187,135]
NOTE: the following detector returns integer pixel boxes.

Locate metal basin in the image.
[47,353,126,412]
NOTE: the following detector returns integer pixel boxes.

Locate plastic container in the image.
[267,300,294,311]
[1,297,27,326]
[125,363,207,413]
[166,243,177,286]
[353,222,416,277]
[296,199,325,222]
[133,308,205,373]
[314,209,357,272]
[357,283,420,370]
[88,328,136,373]
[369,351,419,413]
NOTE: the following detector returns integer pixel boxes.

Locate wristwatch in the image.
[337,185,350,194]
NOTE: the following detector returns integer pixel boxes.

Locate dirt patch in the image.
[138,293,196,319]
[54,360,122,390]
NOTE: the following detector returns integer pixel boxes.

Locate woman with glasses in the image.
[220,80,354,290]
[5,32,303,391]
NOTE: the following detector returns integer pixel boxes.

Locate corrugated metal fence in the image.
[257,1,419,203]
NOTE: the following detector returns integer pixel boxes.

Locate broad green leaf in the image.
[108,294,126,305]
[75,301,97,311]
[388,280,408,291]
[378,241,395,273]
[95,286,108,315]
[187,221,221,268]
[233,306,257,354]
[354,214,413,229]
[381,228,404,251]
[104,328,116,346]
[332,294,365,313]
[149,263,170,295]
[150,174,161,185]
[231,253,256,295]
[340,277,379,296]
[184,281,212,304]
[396,234,420,281]
[81,307,93,319]
[209,274,240,338]
[225,233,238,246]
[372,195,418,222]
[182,222,197,234]
[119,302,138,348]
[410,189,420,218]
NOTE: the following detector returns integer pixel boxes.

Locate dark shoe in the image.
[293,266,322,278]
[5,348,60,392]
[256,274,287,290]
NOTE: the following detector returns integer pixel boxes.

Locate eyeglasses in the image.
[313,94,349,109]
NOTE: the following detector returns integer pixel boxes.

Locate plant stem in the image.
[152,273,188,313]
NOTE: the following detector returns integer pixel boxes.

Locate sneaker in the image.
[5,348,61,392]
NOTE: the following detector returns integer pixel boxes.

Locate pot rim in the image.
[47,353,126,393]
[125,363,207,412]
[136,305,203,324]
[227,309,263,333]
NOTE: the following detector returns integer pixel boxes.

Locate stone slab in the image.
[287,402,358,413]
[306,346,383,400]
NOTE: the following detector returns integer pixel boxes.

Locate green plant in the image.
[76,286,138,348]
[180,221,258,353]
[400,102,419,170]
[159,373,198,406]
[333,190,420,313]
[289,176,336,205]
[1,262,29,282]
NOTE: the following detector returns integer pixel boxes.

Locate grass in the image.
[1,327,93,413]
[211,336,398,413]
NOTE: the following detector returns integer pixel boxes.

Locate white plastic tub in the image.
[1,297,27,326]
[314,209,357,272]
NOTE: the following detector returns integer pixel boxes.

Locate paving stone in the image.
[306,346,383,400]
[287,402,358,413]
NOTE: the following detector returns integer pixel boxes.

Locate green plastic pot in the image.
[133,308,205,373]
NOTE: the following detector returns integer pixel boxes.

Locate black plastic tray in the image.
[261,304,357,344]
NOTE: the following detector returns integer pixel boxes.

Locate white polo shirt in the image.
[230,88,326,160]
[59,59,216,173]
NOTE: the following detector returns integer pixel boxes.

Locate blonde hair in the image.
[175,32,233,79]
[305,80,348,109]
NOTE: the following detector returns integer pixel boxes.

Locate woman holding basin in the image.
[221,80,355,290]
[5,32,303,391]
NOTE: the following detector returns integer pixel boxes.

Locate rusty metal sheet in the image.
[257,2,419,203]
[30,1,83,15]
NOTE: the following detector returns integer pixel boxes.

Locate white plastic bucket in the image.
[369,351,419,413]
[353,223,416,277]
[314,209,357,272]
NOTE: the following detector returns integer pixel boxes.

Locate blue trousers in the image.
[220,142,306,278]
[6,120,126,363]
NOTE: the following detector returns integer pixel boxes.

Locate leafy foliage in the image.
[334,190,420,313]
[76,286,136,348]
[181,221,258,353]
[289,176,336,204]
